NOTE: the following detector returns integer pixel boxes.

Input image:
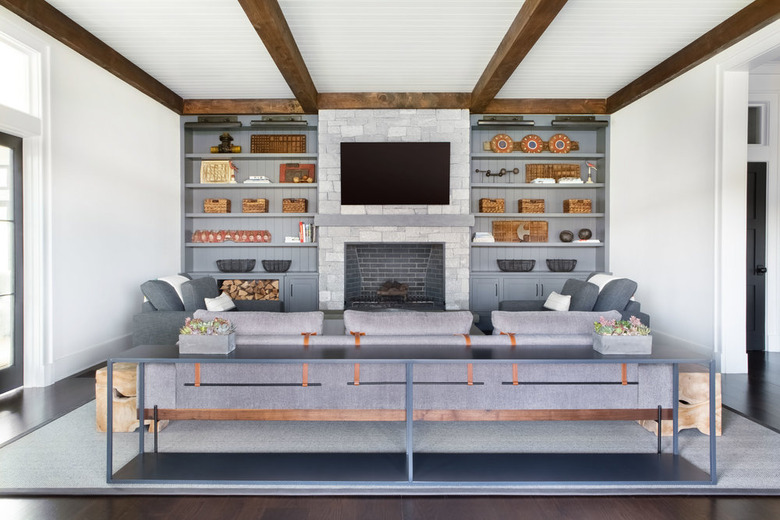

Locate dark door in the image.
[0,132,23,392]
[746,162,767,351]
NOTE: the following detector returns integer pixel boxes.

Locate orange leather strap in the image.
[621,363,627,385]
[350,331,365,346]
[301,332,317,346]
[302,363,309,387]
[457,334,472,346]
[353,363,360,386]
[194,363,201,387]
[467,363,474,386]
[512,363,519,386]
[500,332,517,346]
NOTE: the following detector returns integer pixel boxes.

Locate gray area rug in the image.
[1,401,779,495]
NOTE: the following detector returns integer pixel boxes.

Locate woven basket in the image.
[492,221,548,243]
[282,198,308,213]
[546,259,577,272]
[525,164,581,183]
[518,199,545,213]
[204,198,231,213]
[262,260,291,273]
[563,199,592,213]
[479,198,505,213]
[242,198,269,213]
[216,259,256,273]
[251,134,306,153]
[497,259,535,272]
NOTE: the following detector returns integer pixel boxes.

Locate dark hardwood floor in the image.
[1,356,780,518]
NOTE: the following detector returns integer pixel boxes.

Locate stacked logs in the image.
[220,279,279,301]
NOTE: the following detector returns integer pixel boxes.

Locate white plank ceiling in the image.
[42,0,760,101]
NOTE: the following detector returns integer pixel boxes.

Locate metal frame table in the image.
[106,341,716,486]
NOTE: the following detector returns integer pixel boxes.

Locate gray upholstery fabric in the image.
[234,300,283,312]
[490,310,620,335]
[140,280,185,311]
[193,310,324,335]
[592,278,638,312]
[181,276,219,311]
[498,300,545,311]
[132,310,190,346]
[343,310,474,335]
[560,279,600,311]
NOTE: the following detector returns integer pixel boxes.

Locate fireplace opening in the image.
[345,243,444,311]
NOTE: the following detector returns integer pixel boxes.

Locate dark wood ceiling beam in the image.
[470,0,568,113]
[483,98,607,115]
[0,0,183,113]
[183,99,304,115]
[237,0,318,113]
[318,93,471,110]
[607,0,780,113]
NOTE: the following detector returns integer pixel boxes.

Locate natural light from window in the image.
[0,37,32,114]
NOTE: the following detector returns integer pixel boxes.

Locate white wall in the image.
[1,7,181,383]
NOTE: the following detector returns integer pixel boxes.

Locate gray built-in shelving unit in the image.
[181,114,319,311]
[469,114,610,323]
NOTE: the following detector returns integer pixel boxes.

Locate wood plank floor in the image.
[1,356,780,518]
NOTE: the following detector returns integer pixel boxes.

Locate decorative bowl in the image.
[262,260,292,273]
[497,259,535,272]
[578,228,593,240]
[216,259,256,273]
[546,259,577,272]
[559,230,574,242]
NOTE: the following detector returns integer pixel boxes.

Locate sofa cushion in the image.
[140,280,185,311]
[592,279,637,312]
[193,310,324,335]
[343,310,474,335]
[560,279,599,311]
[491,310,621,336]
[181,276,220,311]
[205,292,236,312]
[543,292,571,311]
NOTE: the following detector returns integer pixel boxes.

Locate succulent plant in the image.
[180,317,236,336]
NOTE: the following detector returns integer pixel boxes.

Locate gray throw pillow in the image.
[560,279,599,311]
[592,278,638,312]
[181,276,219,311]
[140,280,185,311]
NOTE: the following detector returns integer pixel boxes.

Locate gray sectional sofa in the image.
[143,309,673,422]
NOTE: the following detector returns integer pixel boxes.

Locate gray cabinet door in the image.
[286,275,319,312]
[502,278,540,300]
[471,278,500,311]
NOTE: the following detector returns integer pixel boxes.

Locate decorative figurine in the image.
[586,162,597,184]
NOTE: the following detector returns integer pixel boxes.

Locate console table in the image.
[106,342,716,486]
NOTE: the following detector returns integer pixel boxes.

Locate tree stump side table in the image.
[640,369,722,436]
[96,363,166,432]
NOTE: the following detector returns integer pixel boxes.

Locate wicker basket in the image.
[492,220,548,243]
[282,198,308,213]
[216,259,256,273]
[251,134,307,153]
[479,198,505,213]
[242,198,269,213]
[563,199,592,213]
[546,259,577,272]
[525,164,581,183]
[262,260,291,273]
[204,198,231,213]
[518,199,545,213]
[497,259,535,272]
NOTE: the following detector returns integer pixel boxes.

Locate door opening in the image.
[746,162,767,352]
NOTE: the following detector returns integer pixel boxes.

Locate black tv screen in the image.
[340,142,450,205]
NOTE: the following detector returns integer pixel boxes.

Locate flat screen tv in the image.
[340,142,450,205]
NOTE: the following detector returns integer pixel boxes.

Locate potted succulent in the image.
[178,317,236,354]
[592,315,652,354]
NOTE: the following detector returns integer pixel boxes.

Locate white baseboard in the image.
[52,334,133,383]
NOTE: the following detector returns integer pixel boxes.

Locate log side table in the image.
[96,363,166,433]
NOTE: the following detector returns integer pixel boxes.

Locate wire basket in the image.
[546,259,577,272]
[216,259,256,273]
[497,259,535,272]
[262,260,292,273]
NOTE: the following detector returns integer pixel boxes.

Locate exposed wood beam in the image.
[318,93,471,110]
[607,0,780,113]
[470,0,568,113]
[183,99,304,115]
[0,0,183,113]
[482,98,607,115]
[237,0,318,113]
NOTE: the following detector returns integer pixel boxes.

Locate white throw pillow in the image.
[205,292,236,312]
[158,274,190,304]
[587,273,623,293]
[543,291,571,311]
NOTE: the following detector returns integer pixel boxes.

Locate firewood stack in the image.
[220,279,280,300]
[377,280,409,301]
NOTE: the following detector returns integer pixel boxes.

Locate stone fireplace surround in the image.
[315,109,472,310]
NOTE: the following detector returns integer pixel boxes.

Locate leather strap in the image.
[350,331,365,346]
[467,363,474,386]
[194,363,201,387]
[301,332,317,346]
[457,334,472,346]
[500,331,517,346]
[512,363,519,385]
[353,363,360,386]
[302,363,309,387]
[621,363,627,385]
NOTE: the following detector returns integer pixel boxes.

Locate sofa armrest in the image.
[132,311,191,346]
